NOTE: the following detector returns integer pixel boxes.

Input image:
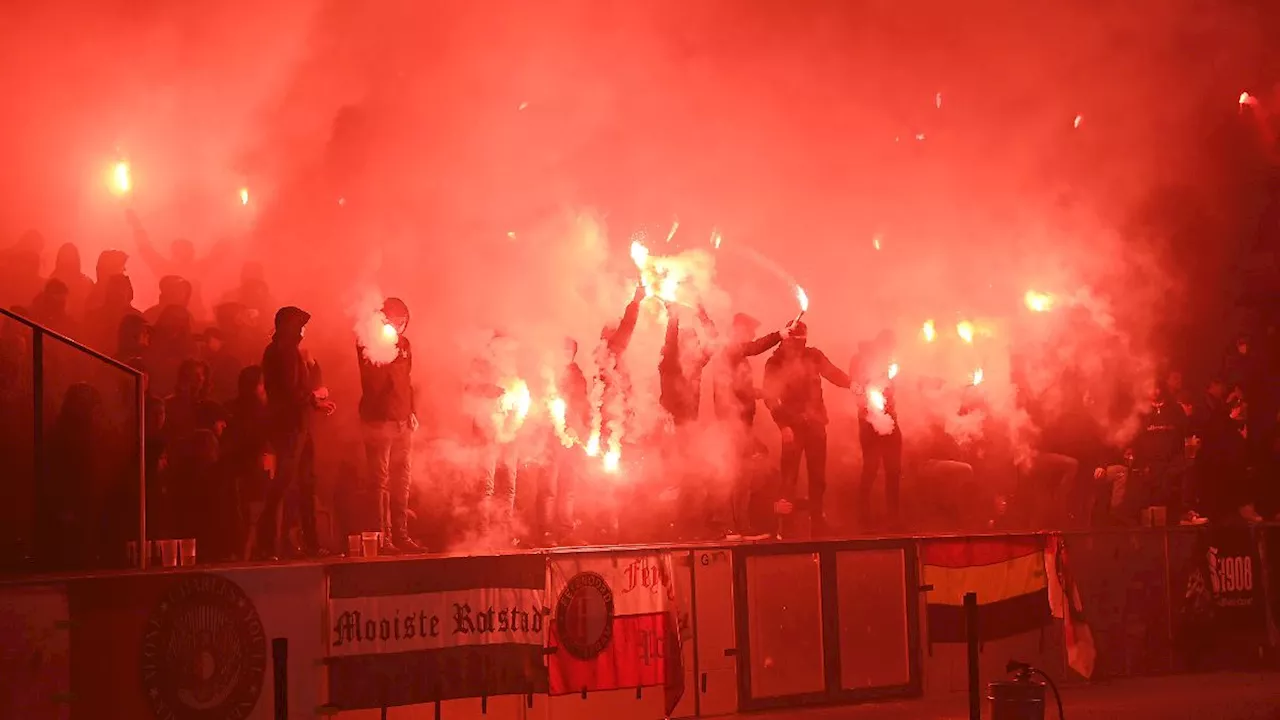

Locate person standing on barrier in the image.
[255,306,334,559]
[763,321,851,537]
[1130,378,1191,523]
[711,312,782,538]
[850,331,903,530]
[541,337,589,545]
[357,297,423,554]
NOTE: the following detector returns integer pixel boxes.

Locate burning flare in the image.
[971,368,984,386]
[1024,290,1053,313]
[602,449,621,474]
[239,187,250,205]
[381,323,398,342]
[1073,114,1083,129]
[494,378,532,443]
[795,285,809,313]
[922,320,937,343]
[956,321,975,344]
[109,161,131,196]
[887,362,899,380]
[548,396,573,448]
[867,387,886,412]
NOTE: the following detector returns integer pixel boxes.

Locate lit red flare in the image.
[239,187,250,205]
[888,362,899,380]
[922,320,937,343]
[1024,290,1053,313]
[493,378,532,442]
[956,321,975,344]
[971,368,984,386]
[795,285,809,313]
[602,449,621,474]
[548,396,574,448]
[109,161,132,196]
[867,387,887,413]
[1073,114,1083,129]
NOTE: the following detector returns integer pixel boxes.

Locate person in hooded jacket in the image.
[86,273,139,354]
[356,297,422,553]
[763,321,851,536]
[850,331,903,529]
[143,276,193,325]
[84,249,129,317]
[28,279,76,337]
[50,242,94,317]
[255,306,334,558]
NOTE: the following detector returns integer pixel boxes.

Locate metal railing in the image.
[0,307,147,569]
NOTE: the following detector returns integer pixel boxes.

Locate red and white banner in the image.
[548,552,684,716]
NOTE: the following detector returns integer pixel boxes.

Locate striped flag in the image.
[1046,534,1096,678]
[326,555,548,710]
[547,552,684,716]
[922,536,1050,643]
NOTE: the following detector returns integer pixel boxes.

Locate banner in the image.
[1175,526,1266,669]
[66,570,298,720]
[547,552,685,716]
[921,536,1050,643]
[325,555,548,710]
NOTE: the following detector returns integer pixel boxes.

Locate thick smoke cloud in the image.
[3,0,1277,538]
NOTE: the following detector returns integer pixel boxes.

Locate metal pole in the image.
[32,330,43,491]
[965,591,980,720]
[272,638,288,720]
[137,374,148,570]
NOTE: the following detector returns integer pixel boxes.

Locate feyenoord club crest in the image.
[140,573,267,720]
[555,571,616,660]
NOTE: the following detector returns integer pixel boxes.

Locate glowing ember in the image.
[956,321,975,344]
[915,133,926,141]
[506,231,517,240]
[867,387,887,413]
[711,229,723,249]
[922,320,937,343]
[887,362,899,380]
[518,101,529,111]
[1024,290,1053,313]
[239,187,249,205]
[936,92,943,109]
[1073,114,1083,129]
[1240,91,1253,106]
[381,323,398,342]
[109,161,131,196]
[664,219,680,244]
[972,368,984,386]
[872,234,882,251]
[602,449,621,474]
[795,285,809,312]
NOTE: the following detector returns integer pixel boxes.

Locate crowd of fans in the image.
[1,224,1279,574]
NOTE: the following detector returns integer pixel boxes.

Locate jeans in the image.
[256,429,317,557]
[483,441,519,522]
[780,423,828,524]
[363,420,413,543]
[858,426,903,524]
[540,446,579,536]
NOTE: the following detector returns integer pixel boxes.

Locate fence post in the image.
[137,374,147,569]
[965,591,980,720]
[32,329,43,491]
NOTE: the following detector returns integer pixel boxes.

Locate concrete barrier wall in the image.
[0,526,1274,720]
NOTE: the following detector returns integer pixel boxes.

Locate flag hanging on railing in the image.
[1046,534,1096,678]
[547,552,684,716]
[921,536,1050,643]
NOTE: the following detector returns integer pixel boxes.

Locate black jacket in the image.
[357,336,414,423]
[763,345,851,428]
[713,332,782,425]
[262,336,313,434]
